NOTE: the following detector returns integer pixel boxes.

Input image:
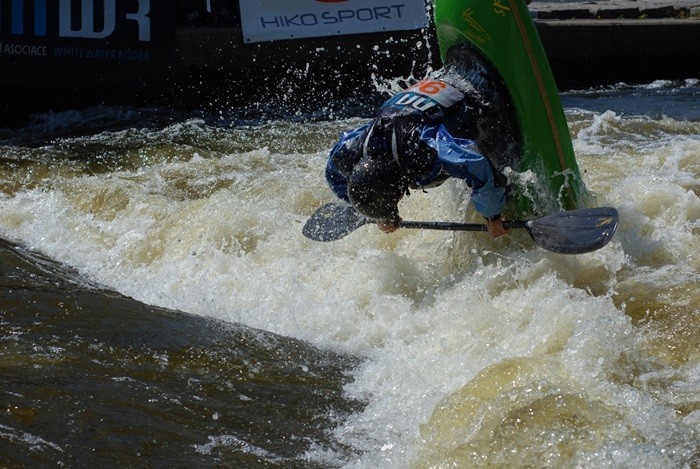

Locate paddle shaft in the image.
[398,220,528,232]
[302,202,618,253]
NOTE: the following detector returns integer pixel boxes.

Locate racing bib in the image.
[405,80,464,107]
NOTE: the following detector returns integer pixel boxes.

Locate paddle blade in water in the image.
[525,207,619,254]
[302,203,370,242]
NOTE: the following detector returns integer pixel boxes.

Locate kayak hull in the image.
[434,0,587,214]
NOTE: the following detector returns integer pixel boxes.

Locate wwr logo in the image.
[2,0,151,41]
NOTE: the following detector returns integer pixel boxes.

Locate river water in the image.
[0,79,698,467]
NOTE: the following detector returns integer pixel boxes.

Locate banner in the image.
[0,0,176,91]
[239,0,430,43]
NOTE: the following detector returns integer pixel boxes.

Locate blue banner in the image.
[0,0,176,91]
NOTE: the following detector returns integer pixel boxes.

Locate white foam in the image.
[0,111,697,466]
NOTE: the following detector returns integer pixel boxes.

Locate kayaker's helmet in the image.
[347,156,405,222]
[348,115,424,222]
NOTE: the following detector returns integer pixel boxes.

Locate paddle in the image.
[302,203,618,254]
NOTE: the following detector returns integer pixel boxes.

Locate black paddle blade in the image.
[525,207,619,254]
[302,203,370,241]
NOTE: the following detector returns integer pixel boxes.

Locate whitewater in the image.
[0,81,698,467]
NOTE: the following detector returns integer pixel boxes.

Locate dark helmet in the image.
[347,155,405,222]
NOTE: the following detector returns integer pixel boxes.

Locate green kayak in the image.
[434,0,587,214]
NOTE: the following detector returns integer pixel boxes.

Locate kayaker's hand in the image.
[377,219,401,233]
[485,217,508,238]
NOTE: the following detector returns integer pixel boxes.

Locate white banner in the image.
[239,0,429,43]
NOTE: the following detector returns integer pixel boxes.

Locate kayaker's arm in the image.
[325,123,370,202]
[419,124,507,224]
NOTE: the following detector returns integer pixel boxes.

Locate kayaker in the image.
[325,48,521,238]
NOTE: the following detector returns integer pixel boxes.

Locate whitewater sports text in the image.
[0,42,150,61]
[53,47,150,61]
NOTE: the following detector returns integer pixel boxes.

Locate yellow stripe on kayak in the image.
[507,0,574,208]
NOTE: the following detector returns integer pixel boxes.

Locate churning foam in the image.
[0,109,697,466]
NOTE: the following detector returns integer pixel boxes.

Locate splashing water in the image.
[0,83,698,466]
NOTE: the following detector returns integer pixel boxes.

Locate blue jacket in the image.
[325,79,507,218]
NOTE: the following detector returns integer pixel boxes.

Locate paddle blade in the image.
[302,203,370,241]
[525,207,619,254]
